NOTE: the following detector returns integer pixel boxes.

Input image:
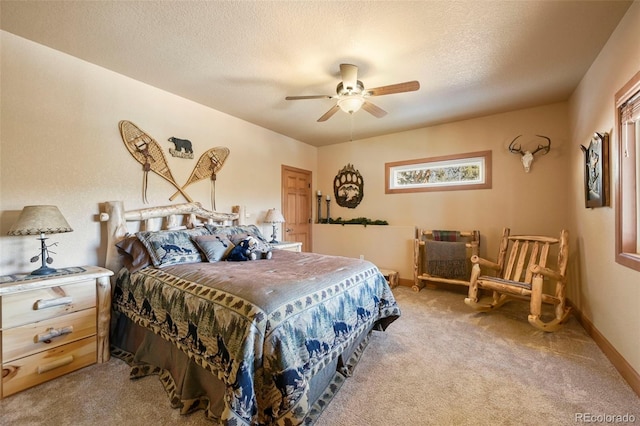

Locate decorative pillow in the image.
[136,227,211,267]
[115,235,153,273]
[205,224,270,243]
[192,234,235,262]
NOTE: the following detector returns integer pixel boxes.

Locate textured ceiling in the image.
[1,1,632,146]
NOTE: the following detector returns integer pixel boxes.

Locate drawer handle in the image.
[37,355,74,374]
[34,296,73,310]
[35,326,74,343]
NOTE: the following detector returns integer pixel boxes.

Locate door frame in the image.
[281,165,313,251]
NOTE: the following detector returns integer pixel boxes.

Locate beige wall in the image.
[568,2,640,375]
[0,31,317,275]
[314,103,571,278]
[1,1,639,382]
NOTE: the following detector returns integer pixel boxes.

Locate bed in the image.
[100,201,400,425]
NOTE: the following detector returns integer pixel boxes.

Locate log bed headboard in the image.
[99,201,239,280]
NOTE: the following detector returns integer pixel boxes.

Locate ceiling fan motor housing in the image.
[337,80,365,96]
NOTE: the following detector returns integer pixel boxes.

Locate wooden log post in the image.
[412,238,424,292]
[100,201,127,287]
[96,274,112,363]
[466,263,482,302]
[529,274,543,319]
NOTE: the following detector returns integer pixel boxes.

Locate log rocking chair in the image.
[464,228,571,332]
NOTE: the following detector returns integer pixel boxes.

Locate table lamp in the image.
[8,205,73,275]
[264,208,286,244]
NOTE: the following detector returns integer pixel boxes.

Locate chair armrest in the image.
[530,265,565,282]
[470,255,501,271]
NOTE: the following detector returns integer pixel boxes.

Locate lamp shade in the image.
[338,96,364,114]
[264,208,285,224]
[8,205,73,236]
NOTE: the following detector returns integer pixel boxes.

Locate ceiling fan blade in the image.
[286,95,332,100]
[340,64,359,91]
[317,104,340,122]
[366,81,420,96]
[362,101,387,118]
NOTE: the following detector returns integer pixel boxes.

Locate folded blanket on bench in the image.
[432,230,460,241]
[424,240,469,280]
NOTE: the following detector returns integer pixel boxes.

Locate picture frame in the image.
[385,150,492,194]
[580,132,609,208]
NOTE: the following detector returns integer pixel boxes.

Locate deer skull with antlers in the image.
[508,134,551,173]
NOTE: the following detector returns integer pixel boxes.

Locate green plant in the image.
[328,217,388,226]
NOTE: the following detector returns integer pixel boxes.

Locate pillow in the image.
[205,224,269,243]
[136,227,211,267]
[192,234,235,262]
[206,224,273,254]
[115,235,153,273]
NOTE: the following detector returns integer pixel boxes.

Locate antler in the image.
[509,135,525,155]
[509,134,551,156]
[531,134,551,156]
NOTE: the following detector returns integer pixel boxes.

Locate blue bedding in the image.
[112,250,400,425]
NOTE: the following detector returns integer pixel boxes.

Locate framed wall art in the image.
[580,132,609,208]
[385,150,492,194]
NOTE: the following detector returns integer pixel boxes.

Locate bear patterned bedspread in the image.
[112,249,400,425]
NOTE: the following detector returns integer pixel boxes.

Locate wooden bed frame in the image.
[100,200,239,281]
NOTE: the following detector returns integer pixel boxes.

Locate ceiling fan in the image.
[285,64,420,122]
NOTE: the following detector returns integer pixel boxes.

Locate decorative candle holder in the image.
[325,196,331,224]
[316,192,323,223]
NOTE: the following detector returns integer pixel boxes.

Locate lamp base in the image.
[269,224,279,244]
[30,265,58,276]
[30,235,58,275]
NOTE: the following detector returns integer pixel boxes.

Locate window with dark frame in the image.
[615,70,640,272]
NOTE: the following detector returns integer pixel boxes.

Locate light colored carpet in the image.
[1,286,638,425]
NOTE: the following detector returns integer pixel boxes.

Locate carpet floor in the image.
[1,286,639,425]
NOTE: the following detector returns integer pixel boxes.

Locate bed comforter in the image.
[111,250,400,425]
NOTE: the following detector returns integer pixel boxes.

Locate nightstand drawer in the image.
[2,308,97,362]
[1,280,96,329]
[2,335,97,397]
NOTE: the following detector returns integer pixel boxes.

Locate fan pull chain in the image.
[350,114,354,142]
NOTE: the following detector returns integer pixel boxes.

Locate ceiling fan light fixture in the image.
[338,96,365,114]
[286,64,417,121]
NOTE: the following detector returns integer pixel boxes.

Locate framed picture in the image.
[385,150,492,194]
[581,132,609,208]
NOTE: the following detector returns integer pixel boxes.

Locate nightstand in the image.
[271,241,303,252]
[0,266,112,398]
